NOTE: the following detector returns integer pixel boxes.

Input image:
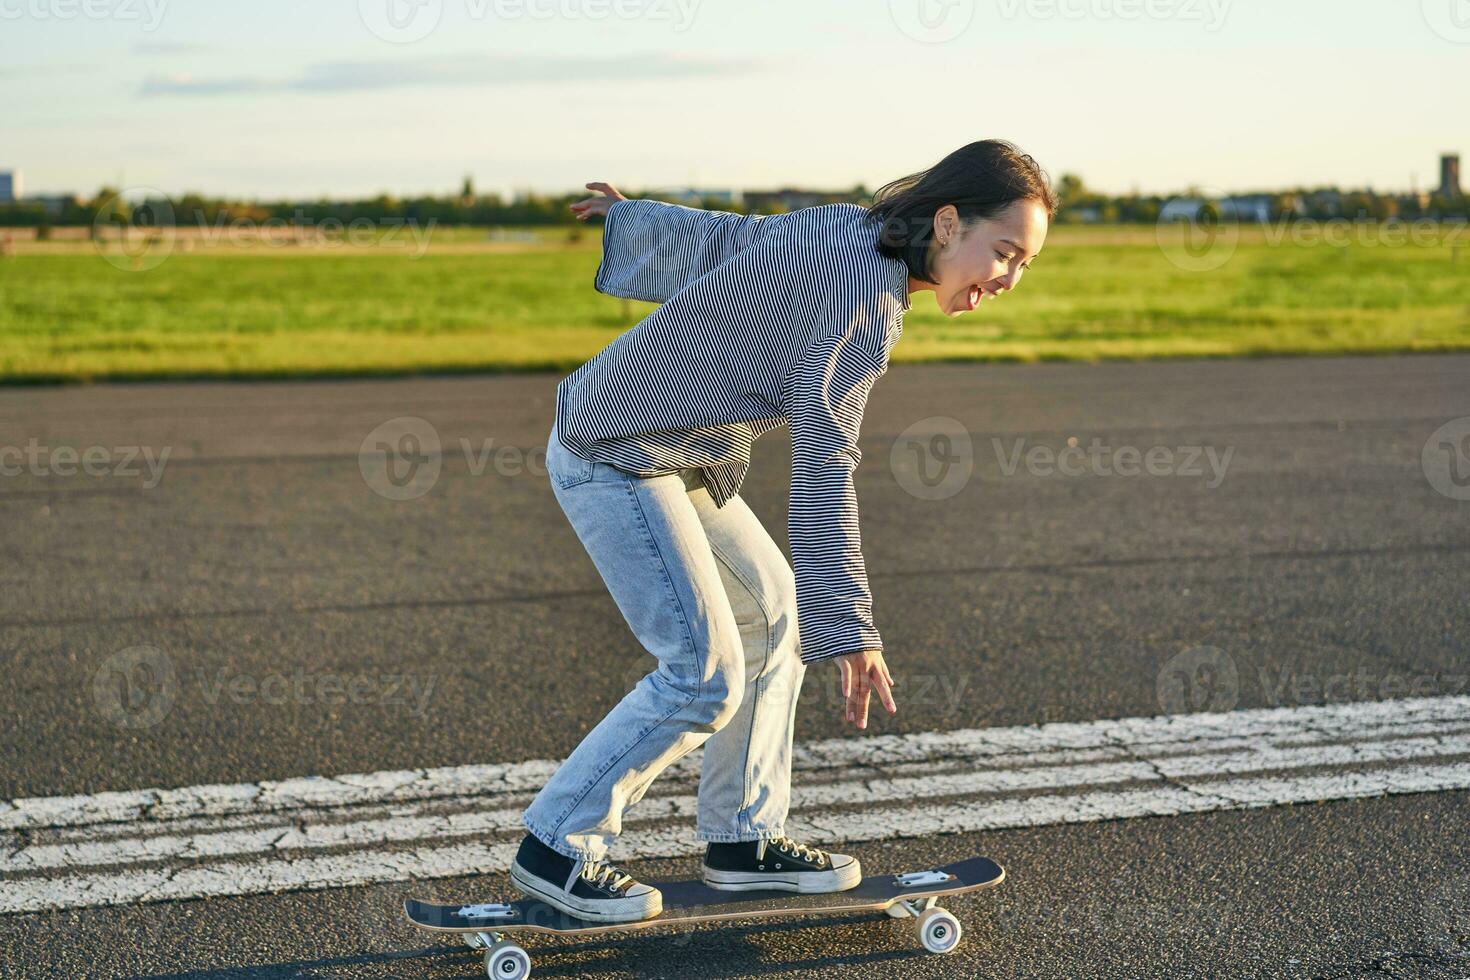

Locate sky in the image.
[1,0,1466,201]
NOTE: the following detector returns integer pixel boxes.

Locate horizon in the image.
[2,168,1465,206]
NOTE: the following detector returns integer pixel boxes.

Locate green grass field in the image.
[1,224,1466,382]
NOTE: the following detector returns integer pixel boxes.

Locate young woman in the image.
[511,140,1054,923]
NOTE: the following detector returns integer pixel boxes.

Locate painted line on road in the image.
[5,729,1469,874]
[0,695,1466,914]
[5,695,1466,832]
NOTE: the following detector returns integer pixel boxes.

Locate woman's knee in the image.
[695,645,746,731]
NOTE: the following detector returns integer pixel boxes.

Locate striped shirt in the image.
[555,198,910,664]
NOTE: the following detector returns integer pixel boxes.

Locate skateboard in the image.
[404,855,1004,978]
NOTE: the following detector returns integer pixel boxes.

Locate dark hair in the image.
[868,140,1056,284]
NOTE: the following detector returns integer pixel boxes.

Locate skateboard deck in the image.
[405,855,1003,976]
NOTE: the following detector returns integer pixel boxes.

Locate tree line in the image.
[1,173,1465,232]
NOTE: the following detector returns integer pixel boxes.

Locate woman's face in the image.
[923,198,1049,317]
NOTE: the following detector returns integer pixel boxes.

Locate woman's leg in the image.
[522,423,746,863]
[686,487,807,844]
[682,485,863,896]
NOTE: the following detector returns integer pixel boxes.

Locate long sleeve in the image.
[785,323,888,665]
[594,199,774,304]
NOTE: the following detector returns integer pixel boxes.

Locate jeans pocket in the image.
[549,430,595,490]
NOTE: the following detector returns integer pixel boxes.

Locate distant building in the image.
[1440,154,1462,198]
[0,170,21,204]
[742,188,862,213]
[30,194,81,217]
[654,187,742,208]
[1219,194,1275,222]
[1158,197,1208,222]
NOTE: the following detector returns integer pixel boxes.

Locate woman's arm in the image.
[571,180,777,305]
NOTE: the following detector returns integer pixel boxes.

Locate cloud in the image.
[141,52,753,97]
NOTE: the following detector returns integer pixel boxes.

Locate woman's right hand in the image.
[837,649,897,730]
[570,182,627,221]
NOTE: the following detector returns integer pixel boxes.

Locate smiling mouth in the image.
[966,285,981,311]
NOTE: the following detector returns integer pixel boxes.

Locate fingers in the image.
[838,657,851,698]
[871,668,897,715]
[847,669,869,729]
[569,182,622,220]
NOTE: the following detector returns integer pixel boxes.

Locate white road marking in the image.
[7,730,1469,874]
[1,695,1466,914]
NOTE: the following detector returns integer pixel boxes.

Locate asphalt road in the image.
[2,353,1468,979]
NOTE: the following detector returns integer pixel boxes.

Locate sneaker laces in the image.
[580,859,634,893]
[770,835,824,865]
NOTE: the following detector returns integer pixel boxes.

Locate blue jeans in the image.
[523,419,808,863]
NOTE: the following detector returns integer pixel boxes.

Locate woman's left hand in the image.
[569,182,627,221]
[837,649,897,730]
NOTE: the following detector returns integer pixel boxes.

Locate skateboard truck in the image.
[455,904,519,919]
[892,870,955,888]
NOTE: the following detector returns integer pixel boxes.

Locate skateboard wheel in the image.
[916,908,962,954]
[484,940,532,979]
